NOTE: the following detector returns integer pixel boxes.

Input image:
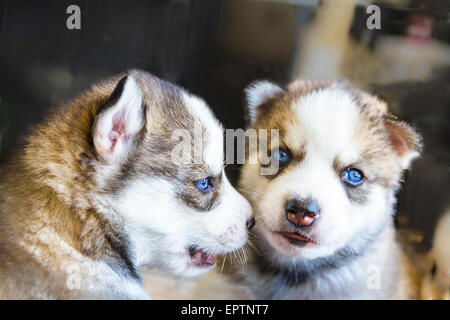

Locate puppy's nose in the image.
[246,217,256,230]
[285,197,320,228]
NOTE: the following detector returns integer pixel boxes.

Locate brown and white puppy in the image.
[232,79,422,299]
[0,70,252,299]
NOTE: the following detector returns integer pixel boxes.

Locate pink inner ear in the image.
[388,127,408,157]
[109,111,127,151]
[108,131,120,150]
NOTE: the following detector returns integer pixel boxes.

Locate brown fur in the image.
[0,70,223,299]
[0,75,123,298]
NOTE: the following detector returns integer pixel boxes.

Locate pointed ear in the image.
[385,117,423,170]
[93,75,144,164]
[245,80,283,124]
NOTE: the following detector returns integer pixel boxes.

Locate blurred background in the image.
[0,0,448,298]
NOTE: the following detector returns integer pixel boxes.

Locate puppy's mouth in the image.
[187,245,215,268]
[275,231,316,247]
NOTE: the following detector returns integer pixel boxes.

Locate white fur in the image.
[399,150,420,170]
[245,81,283,124]
[108,172,251,278]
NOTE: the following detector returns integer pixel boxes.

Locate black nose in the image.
[246,217,256,230]
[285,197,320,228]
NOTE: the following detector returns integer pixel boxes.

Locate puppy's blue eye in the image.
[272,148,290,163]
[195,177,214,193]
[341,168,364,186]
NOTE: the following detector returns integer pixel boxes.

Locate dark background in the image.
[0,0,448,251]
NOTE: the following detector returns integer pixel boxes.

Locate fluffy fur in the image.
[0,70,252,299]
[229,79,422,299]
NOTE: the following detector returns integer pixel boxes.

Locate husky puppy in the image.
[233,79,422,299]
[0,70,252,299]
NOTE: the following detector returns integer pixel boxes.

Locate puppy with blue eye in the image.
[225,79,423,299]
[0,70,253,299]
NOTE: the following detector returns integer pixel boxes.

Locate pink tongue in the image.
[191,251,215,267]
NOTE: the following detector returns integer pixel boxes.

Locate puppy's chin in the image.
[258,223,344,261]
[161,251,217,278]
[161,235,249,278]
[180,263,216,278]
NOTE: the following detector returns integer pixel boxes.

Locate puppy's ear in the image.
[385,116,422,170]
[245,80,283,124]
[93,75,144,164]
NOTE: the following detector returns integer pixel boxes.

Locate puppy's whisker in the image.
[241,247,248,268]
[238,248,244,265]
[248,230,257,237]
[221,253,227,273]
[235,249,242,266]
[234,250,241,266]
[246,239,261,255]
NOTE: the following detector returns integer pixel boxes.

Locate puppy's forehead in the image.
[134,70,223,175]
[289,86,360,155]
[180,91,224,175]
[278,84,391,169]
